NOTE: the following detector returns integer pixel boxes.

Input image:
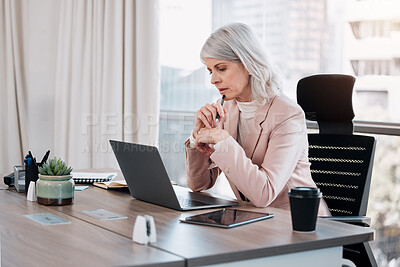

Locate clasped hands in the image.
[193,101,230,156]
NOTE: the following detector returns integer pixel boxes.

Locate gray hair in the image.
[200,23,282,102]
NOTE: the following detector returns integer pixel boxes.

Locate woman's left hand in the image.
[195,128,230,155]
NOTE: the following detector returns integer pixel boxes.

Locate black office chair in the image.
[297,74,377,267]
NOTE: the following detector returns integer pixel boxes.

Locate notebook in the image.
[93,179,128,189]
[109,140,238,211]
[71,172,117,184]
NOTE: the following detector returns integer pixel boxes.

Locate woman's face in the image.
[204,57,251,102]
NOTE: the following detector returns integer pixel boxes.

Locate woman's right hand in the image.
[193,102,225,139]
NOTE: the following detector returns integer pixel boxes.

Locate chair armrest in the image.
[320,216,371,227]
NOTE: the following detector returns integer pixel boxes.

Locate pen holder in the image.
[25,164,39,194]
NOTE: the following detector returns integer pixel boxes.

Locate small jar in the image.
[36,174,75,205]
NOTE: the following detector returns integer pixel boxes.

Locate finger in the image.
[199,143,213,156]
[196,142,211,155]
[198,127,218,135]
[197,128,216,141]
[199,106,215,128]
[195,138,207,150]
[197,109,213,129]
[197,134,214,144]
[204,103,217,118]
[195,110,205,126]
[193,117,203,138]
[213,102,225,119]
[203,103,217,127]
[194,141,204,152]
[198,128,209,134]
[197,146,207,154]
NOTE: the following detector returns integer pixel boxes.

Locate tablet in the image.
[179,209,274,228]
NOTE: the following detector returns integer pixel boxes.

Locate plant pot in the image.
[36,174,75,205]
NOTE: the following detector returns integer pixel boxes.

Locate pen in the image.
[41,150,50,164]
[24,157,33,165]
[216,95,226,120]
[24,152,33,165]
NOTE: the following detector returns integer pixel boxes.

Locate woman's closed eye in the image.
[207,66,227,75]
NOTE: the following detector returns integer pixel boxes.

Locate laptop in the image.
[110,140,238,211]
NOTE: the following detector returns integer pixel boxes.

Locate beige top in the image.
[236,99,263,145]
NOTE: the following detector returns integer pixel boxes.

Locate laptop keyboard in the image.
[177,196,209,207]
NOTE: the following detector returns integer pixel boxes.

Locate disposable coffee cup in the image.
[288,187,322,232]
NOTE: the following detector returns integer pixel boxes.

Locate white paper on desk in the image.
[71,172,117,180]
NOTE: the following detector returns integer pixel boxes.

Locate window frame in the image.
[160,110,400,136]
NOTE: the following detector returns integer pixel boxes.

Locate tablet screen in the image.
[180,209,274,228]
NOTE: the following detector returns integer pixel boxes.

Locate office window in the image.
[368,134,400,264]
[159,1,400,265]
[159,0,214,186]
[356,90,388,109]
[351,60,397,76]
[393,22,400,31]
[350,20,392,39]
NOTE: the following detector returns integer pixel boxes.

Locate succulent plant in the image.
[38,157,73,176]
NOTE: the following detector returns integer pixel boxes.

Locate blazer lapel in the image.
[242,96,276,159]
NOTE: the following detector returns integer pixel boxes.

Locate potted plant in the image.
[37,157,74,206]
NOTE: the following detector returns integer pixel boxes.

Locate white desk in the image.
[44,184,374,267]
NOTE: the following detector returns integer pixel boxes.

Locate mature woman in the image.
[185,23,330,216]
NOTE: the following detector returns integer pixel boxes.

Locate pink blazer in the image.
[185,95,330,216]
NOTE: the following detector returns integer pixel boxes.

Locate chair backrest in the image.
[307,134,375,216]
[297,74,376,217]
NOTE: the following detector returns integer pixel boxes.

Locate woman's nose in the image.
[211,72,220,84]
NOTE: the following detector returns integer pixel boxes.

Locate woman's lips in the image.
[219,88,228,94]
